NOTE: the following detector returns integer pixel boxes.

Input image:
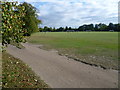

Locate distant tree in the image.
[49,27,52,32]
[78,26,84,31]
[89,24,94,31]
[98,23,108,31]
[97,23,107,31]
[39,27,43,32]
[118,24,120,31]
[108,23,114,30]
[83,24,89,31]
[52,27,56,32]
[19,2,42,36]
[68,27,72,30]
[38,23,119,33]
[94,24,99,31]
[57,27,64,32]
[43,26,48,32]
[115,24,120,32]
[65,26,68,31]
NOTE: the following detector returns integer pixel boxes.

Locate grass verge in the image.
[2,51,49,88]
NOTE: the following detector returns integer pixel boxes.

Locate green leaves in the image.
[1,1,26,46]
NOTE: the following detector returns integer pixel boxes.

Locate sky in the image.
[8,0,119,28]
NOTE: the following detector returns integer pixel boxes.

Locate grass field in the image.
[0,35,1,43]
[0,51,1,88]
[28,32,118,70]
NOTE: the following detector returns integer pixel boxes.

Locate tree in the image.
[78,26,84,31]
[94,24,99,31]
[65,26,68,31]
[43,26,48,32]
[108,23,114,30]
[68,27,72,30]
[118,24,120,31]
[39,27,43,32]
[58,27,64,32]
[98,23,108,31]
[1,1,26,46]
[52,27,56,32]
[19,2,42,36]
[89,24,94,31]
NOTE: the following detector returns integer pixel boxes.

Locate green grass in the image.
[28,32,118,70]
[0,52,1,88]
[2,51,49,88]
[0,35,2,88]
[0,34,1,42]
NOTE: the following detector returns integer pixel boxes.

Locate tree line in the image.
[39,23,120,32]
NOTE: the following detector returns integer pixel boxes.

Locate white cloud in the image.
[19,0,119,27]
[7,0,25,2]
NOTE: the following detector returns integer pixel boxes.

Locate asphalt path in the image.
[6,43,118,88]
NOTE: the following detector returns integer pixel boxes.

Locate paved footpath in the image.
[7,43,118,88]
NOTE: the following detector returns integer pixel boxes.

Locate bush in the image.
[1,1,26,46]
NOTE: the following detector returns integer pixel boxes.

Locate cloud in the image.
[19,0,119,27]
[7,0,25,2]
